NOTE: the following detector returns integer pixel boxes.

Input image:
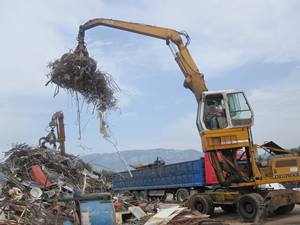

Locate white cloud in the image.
[102,0,300,75]
[2,1,298,94]
[160,113,201,150]
[0,0,103,96]
[249,71,300,148]
[185,2,297,65]
[113,84,142,108]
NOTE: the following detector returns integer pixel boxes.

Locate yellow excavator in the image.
[76,18,300,222]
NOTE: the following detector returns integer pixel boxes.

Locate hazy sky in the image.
[0,0,299,156]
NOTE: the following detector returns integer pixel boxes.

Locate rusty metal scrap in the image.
[113,193,230,225]
[46,43,119,112]
[0,144,111,224]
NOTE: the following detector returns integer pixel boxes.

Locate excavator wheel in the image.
[189,194,214,215]
[221,204,237,213]
[274,203,295,215]
[237,193,265,222]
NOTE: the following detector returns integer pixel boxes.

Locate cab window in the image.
[227,92,252,126]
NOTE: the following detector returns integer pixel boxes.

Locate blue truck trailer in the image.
[112,159,205,202]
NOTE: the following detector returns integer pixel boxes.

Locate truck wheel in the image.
[274,204,295,215]
[221,204,236,213]
[237,193,265,222]
[189,194,214,215]
[139,191,147,200]
[176,188,189,202]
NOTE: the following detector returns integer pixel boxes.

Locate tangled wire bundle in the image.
[47,45,118,112]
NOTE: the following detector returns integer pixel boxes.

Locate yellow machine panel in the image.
[270,156,300,177]
[200,127,250,151]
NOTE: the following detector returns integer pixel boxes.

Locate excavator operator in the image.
[205,98,227,129]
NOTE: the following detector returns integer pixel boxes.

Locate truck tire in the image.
[221,204,237,213]
[237,193,265,222]
[189,194,214,215]
[274,203,295,215]
[176,188,189,202]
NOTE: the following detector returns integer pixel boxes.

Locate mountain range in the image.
[81,148,203,172]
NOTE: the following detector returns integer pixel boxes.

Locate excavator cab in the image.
[197,90,254,132]
[197,90,255,186]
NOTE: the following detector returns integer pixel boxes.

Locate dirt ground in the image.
[213,204,300,225]
[163,196,300,225]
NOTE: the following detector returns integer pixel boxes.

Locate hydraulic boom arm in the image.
[77,18,207,102]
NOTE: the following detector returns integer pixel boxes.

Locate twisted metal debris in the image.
[0,144,110,224]
[47,43,119,112]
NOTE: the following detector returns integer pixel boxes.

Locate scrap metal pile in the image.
[0,144,110,224]
[47,44,118,112]
[113,194,229,225]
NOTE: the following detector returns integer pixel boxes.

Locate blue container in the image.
[112,159,205,191]
[80,199,115,225]
[62,193,116,225]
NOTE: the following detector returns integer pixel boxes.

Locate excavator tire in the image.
[189,194,214,215]
[274,203,295,215]
[221,204,237,213]
[237,193,265,222]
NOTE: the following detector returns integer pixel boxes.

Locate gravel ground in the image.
[163,196,300,225]
[213,204,300,225]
